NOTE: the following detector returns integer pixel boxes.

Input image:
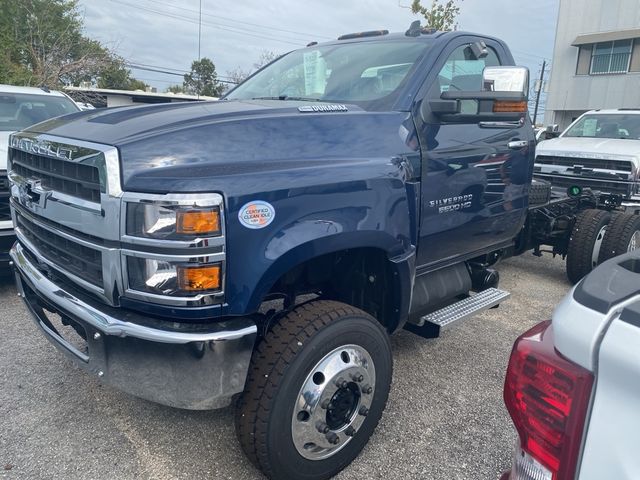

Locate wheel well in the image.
[266,248,397,331]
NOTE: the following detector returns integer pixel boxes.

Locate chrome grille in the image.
[0,171,9,221]
[535,173,633,197]
[536,155,633,173]
[10,149,101,203]
[16,211,103,287]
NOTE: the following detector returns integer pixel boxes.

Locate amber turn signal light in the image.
[176,209,221,235]
[493,100,528,113]
[177,264,221,292]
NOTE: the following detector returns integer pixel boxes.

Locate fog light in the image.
[176,210,220,235]
[177,264,221,291]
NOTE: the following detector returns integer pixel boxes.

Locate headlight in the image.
[126,203,221,240]
[127,257,222,297]
[122,193,226,305]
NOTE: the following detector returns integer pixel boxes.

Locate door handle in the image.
[507,140,528,150]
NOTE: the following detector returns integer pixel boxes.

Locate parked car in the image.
[0,84,80,268]
[5,24,637,479]
[501,249,640,480]
[535,109,640,212]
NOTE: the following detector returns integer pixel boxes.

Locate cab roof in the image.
[0,84,68,97]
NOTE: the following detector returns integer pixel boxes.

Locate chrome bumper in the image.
[10,242,257,410]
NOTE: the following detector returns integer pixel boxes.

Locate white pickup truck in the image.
[0,84,80,268]
[535,109,640,213]
[501,250,640,480]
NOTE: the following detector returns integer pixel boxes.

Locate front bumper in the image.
[11,241,257,410]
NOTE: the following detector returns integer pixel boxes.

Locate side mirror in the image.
[482,66,529,99]
[426,66,530,123]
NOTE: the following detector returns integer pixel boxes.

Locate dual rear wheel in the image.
[567,209,640,284]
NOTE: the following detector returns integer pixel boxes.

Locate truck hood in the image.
[0,131,11,170]
[537,137,640,161]
[23,99,364,146]
[21,99,415,196]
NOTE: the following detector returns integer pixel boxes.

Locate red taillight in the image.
[504,321,594,480]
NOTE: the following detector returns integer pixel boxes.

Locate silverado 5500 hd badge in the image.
[430,194,474,214]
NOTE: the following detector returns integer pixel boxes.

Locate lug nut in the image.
[325,432,340,445]
[335,377,348,389]
[361,384,373,395]
[345,426,356,437]
[316,421,330,434]
[359,406,369,417]
[320,399,331,409]
[93,332,101,340]
[351,373,364,383]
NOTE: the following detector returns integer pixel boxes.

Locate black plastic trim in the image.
[573,251,640,314]
[620,303,640,329]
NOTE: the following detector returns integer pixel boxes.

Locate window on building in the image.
[590,40,633,74]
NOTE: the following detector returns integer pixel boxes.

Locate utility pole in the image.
[532,59,546,126]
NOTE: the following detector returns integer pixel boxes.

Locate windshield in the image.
[225,39,430,109]
[0,93,79,131]
[564,114,640,140]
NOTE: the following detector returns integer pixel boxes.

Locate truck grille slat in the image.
[536,155,633,173]
[0,172,9,221]
[10,149,101,203]
[16,213,103,288]
[535,173,632,197]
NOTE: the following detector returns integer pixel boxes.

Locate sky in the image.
[78,0,560,113]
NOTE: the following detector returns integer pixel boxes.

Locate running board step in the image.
[405,288,510,339]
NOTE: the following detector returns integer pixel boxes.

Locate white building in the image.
[545,0,640,129]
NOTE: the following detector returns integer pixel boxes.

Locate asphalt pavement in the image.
[0,252,572,480]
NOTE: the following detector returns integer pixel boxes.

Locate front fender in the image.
[224,175,415,318]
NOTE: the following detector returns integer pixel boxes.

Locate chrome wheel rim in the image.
[291,344,375,461]
[628,231,640,252]
[592,225,607,268]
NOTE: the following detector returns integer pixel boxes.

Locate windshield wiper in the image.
[250,95,323,102]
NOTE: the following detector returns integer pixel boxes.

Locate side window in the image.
[436,44,501,113]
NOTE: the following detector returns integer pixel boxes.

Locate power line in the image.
[141,0,333,40]
[109,0,305,46]
[126,62,236,81]
[126,63,238,84]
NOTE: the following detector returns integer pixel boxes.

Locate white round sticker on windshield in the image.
[238,201,275,229]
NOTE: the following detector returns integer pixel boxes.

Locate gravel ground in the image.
[0,253,572,480]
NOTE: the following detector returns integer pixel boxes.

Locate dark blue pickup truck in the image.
[7,23,633,480]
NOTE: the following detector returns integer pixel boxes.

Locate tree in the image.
[409,0,463,31]
[253,50,278,70]
[183,58,224,97]
[97,58,148,90]
[166,84,185,94]
[0,0,146,89]
[226,66,252,86]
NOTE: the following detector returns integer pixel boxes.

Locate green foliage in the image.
[165,84,185,94]
[97,58,148,90]
[410,0,463,31]
[183,58,224,97]
[0,0,146,89]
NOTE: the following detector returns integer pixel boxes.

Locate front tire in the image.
[235,300,392,480]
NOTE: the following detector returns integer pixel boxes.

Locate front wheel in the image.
[235,300,392,480]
